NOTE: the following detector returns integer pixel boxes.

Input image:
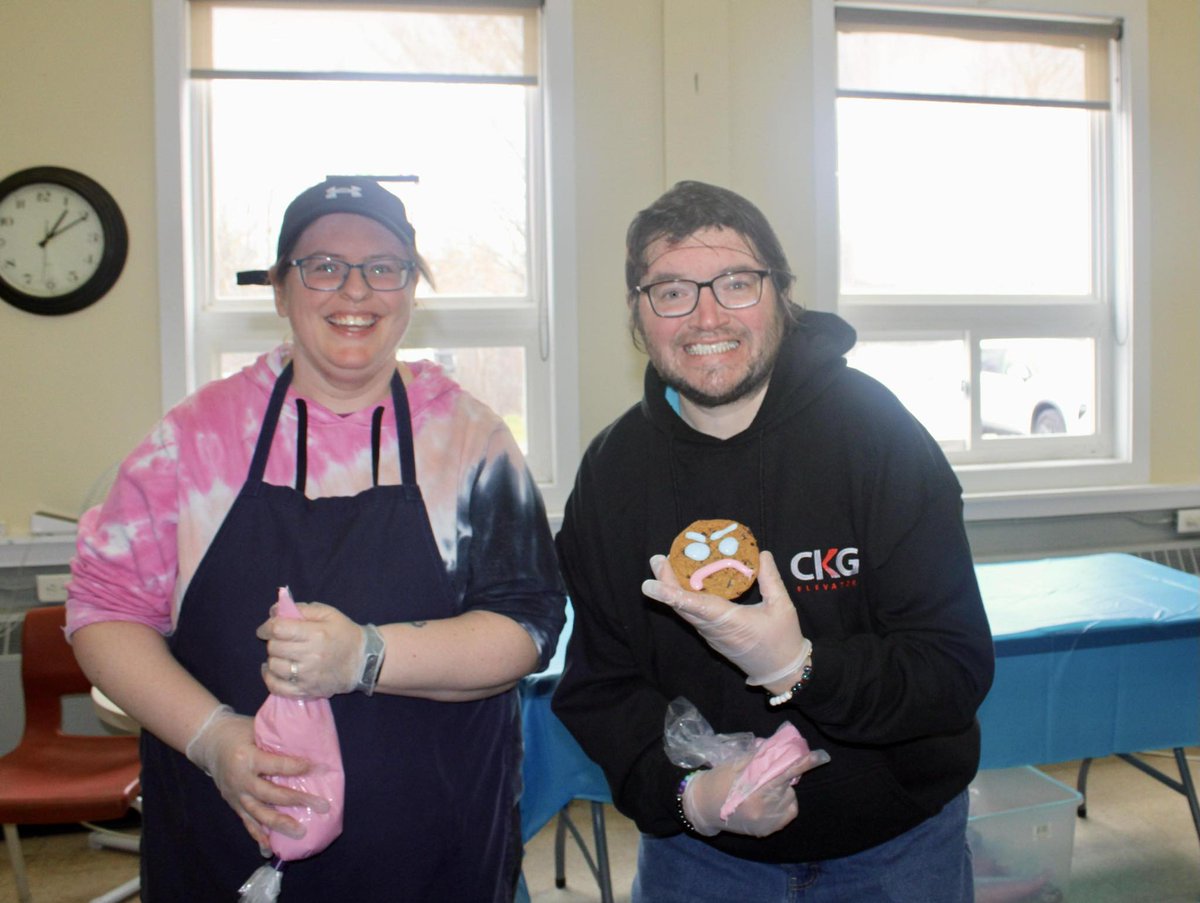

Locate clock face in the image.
[0,182,106,299]
[0,167,127,315]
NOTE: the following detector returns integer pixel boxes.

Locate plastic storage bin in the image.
[968,766,1082,903]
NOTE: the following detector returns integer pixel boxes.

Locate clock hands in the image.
[42,210,68,244]
[38,211,90,247]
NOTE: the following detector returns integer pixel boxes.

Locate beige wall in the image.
[0,0,1197,535]
[1147,0,1200,483]
[0,1,162,534]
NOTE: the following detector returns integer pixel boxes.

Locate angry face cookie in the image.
[668,519,759,599]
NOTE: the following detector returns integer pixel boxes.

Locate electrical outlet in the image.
[1177,508,1200,535]
[36,573,70,603]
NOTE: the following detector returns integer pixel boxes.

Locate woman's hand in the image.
[257,602,366,698]
[184,705,329,851]
[642,550,810,688]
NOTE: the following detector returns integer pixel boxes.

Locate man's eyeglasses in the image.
[290,256,417,292]
[635,269,776,318]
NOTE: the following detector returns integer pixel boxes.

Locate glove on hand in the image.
[186,704,273,847]
[682,752,802,838]
[257,602,379,698]
[645,551,809,687]
[186,704,322,851]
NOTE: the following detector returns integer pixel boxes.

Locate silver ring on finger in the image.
[288,661,299,683]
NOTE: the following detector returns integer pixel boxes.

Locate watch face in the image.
[0,182,105,298]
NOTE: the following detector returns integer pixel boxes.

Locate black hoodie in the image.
[552,308,995,863]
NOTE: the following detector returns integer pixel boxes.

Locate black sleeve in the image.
[460,432,567,672]
[551,455,691,836]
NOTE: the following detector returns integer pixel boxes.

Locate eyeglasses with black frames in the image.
[289,255,417,292]
[635,269,776,318]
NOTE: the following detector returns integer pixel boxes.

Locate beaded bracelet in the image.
[767,660,813,707]
[675,771,701,833]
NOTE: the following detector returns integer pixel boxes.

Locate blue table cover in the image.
[519,604,611,841]
[520,553,1200,837]
[976,553,1199,768]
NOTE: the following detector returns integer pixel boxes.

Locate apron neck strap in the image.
[371,405,384,487]
[247,362,418,487]
[247,362,294,484]
[391,369,417,485]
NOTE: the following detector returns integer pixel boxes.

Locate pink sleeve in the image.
[66,421,181,638]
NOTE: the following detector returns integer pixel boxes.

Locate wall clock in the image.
[0,166,128,315]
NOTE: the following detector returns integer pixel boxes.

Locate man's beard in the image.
[638,306,785,409]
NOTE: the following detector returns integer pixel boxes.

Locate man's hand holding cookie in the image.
[643,544,811,693]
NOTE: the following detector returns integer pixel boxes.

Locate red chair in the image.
[0,605,141,903]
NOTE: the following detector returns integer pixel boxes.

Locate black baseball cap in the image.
[237,177,417,286]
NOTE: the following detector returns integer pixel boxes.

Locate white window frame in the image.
[811,0,1150,498]
[151,0,579,516]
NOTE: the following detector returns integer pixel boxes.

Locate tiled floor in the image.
[2,751,1196,902]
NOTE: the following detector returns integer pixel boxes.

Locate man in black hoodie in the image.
[552,181,994,902]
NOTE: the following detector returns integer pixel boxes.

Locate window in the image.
[819,1,1148,493]
[154,0,579,512]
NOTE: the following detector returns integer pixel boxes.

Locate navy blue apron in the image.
[139,363,522,901]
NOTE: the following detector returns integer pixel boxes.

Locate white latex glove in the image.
[185,704,328,851]
[644,550,810,687]
[682,751,809,837]
[257,602,371,698]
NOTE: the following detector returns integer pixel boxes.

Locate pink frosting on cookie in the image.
[688,558,756,592]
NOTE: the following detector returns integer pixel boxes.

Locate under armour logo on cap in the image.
[235,175,420,285]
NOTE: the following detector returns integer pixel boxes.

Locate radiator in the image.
[1130,543,1200,575]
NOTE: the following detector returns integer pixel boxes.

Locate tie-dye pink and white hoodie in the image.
[66,345,565,666]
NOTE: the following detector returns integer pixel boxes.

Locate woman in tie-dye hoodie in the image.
[66,178,565,902]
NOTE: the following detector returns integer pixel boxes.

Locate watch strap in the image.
[355,623,386,696]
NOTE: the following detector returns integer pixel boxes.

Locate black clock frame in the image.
[0,166,129,316]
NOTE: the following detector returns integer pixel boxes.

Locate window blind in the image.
[836,5,1119,109]
[189,1,539,85]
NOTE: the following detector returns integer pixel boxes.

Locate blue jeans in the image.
[632,790,973,903]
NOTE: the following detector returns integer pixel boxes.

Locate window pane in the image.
[207,79,529,302]
[398,347,528,452]
[837,99,1093,295]
[980,338,1094,437]
[219,351,259,379]
[845,340,968,446]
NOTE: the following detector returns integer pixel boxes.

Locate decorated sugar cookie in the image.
[668,519,760,599]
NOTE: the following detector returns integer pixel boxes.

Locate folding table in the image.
[975,553,1200,847]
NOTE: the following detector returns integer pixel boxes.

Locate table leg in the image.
[1076,757,1093,817]
[589,801,615,903]
[1171,747,1200,853]
[551,801,615,902]
[554,807,568,888]
[1086,748,1200,853]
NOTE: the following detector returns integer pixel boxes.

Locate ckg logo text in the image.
[790,548,860,582]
